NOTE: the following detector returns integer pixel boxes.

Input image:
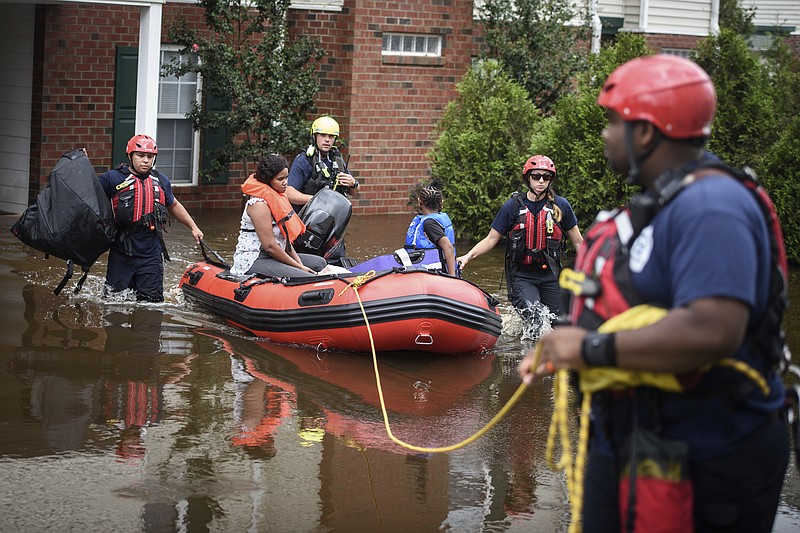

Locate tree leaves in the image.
[165,0,324,181]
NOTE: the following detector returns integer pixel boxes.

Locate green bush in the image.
[529,33,652,230]
[695,29,776,169]
[433,30,800,262]
[166,0,324,180]
[761,115,800,263]
[760,38,800,263]
[478,0,590,115]
[427,60,540,241]
[694,29,800,262]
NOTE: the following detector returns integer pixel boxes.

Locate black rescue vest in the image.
[301,147,350,196]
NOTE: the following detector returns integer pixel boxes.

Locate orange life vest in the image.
[241,175,306,243]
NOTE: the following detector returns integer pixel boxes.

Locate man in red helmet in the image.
[520,56,789,532]
[98,134,204,302]
[458,154,583,323]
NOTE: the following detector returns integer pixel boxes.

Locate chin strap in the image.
[527,183,552,201]
[624,122,662,186]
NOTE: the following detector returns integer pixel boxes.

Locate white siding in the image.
[623,1,642,31]
[743,1,800,35]
[647,0,713,35]
[602,0,712,35]
[596,1,626,19]
[0,3,34,215]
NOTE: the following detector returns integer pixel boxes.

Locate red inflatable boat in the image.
[179,261,502,354]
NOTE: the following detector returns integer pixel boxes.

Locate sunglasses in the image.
[528,172,553,182]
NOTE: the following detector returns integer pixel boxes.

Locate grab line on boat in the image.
[338,270,536,453]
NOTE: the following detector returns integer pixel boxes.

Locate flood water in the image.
[0,210,798,533]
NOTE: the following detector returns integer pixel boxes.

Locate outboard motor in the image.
[295,188,352,260]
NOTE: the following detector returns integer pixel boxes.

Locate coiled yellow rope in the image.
[338,270,531,453]
[545,366,590,533]
[545,304,772,533]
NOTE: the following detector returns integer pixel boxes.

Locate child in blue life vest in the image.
[404,182,457,275]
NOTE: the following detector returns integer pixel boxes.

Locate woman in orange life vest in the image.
[457,156,584,320]
[230,154,327,278]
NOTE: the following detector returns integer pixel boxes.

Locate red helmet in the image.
[523,155,556,179]
[126,134,158,156]
[597,55,716,139]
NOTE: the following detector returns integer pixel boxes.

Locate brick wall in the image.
[290,0,478,216]
[31,3,240,211]
[29,2,799,215]
[32,4,137,185]
[643,33,705,52]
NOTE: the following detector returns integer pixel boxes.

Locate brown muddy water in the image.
[0,211,798,533]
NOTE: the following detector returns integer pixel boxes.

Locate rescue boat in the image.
[179,260,502,354]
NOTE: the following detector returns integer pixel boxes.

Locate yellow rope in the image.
[544,304,774,533]
[544,364,586,533]
[338,271,532,453]
[338,270,377,296]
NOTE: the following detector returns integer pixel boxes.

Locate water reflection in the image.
[219,331,497,451]
[5,286,195,460]
[0,212,797,532]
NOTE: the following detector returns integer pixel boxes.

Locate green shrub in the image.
[695,29,800,262]
[695,29,776,169]
[478,0,590,115]
[166,0,324,180]
[760,38,800,263]
[760,115,800,263]
[428,60,540,241]
[529,33,652,230]
[432,30,800,262]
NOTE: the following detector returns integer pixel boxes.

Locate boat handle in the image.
[415,334,434,345]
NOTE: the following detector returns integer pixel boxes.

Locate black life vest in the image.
[301,147,350,196]
[566,159,789,374]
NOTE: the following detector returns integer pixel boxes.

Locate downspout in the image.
[639,0,649,32]
[590,0,602,54]
[710,0,720,35]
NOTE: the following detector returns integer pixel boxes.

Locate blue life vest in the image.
[405,212,455,250]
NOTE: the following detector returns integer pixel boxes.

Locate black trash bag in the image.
[10,149,118,294]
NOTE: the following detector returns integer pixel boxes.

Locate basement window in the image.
[661,48,693,58]
[382,33,442,57]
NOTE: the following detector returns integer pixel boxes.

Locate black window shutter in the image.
[112,46,138,169]
[201,90,231,184]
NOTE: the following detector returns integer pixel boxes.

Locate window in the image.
[382,33,442,57]
[661,48,693,59]
[158,47,201,185]
[749,26,795,53]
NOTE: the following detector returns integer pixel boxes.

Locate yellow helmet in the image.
[311,116,340,137]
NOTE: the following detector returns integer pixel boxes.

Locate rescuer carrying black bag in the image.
[10,148,118,294]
